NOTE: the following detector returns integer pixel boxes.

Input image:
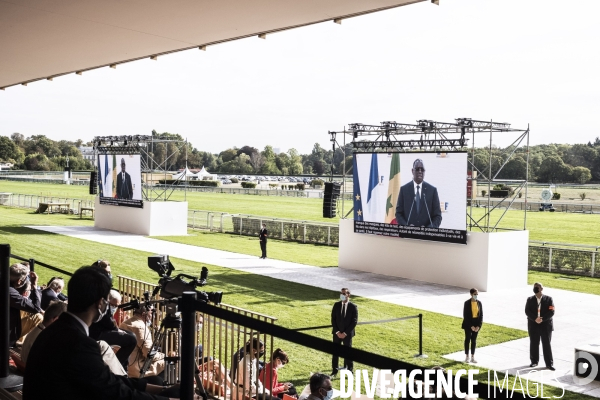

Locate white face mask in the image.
[322,389,333,400]
[146,320,152,327]
[472,295,478,301]
[110,306,118,315]
[95,299,108,323]
[339,294,346,301]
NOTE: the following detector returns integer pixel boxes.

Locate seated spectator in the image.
[236,338,272,400]
[23,266,180,399]
[120,305,165,383]
[304,373,332,400]
[198,358,233,397]
[41,277,67,310]
[259,349,297,398]
[231,338,265,379]
[9,263,43,346]
[92,259,114,281]
[89,284,137,372]
[21,300,67,364]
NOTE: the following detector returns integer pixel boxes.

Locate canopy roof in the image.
[0,0,425,89]
[173,167,196,179]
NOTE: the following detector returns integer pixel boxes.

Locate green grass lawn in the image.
[470,207,600,245]
[3,206,587,398]
[529,270,600,295]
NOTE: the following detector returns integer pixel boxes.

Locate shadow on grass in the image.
[0,226,56,235]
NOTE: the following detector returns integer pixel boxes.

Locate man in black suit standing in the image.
[395,159,442,228]
[525,282,555,370]
[331,288,358,376]
[116,157,134,199]
[259,223,268,259]
[23,266,178,399]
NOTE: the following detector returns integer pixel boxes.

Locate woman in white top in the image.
[236,338,273,400]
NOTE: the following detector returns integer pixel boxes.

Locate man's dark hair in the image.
[67,266,111,313]
[413,159,424,169]
[244,337,264,355]
[469,288,478,295]
[121,158,126,165]
[309,373,330,394]
[44,300,67,323]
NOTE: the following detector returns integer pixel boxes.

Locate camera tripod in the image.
[139,310,208,399]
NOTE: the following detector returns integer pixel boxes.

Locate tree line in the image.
[1,130,600,183]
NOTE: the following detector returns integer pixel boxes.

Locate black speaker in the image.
[322,182,341,218]
[89,171,98,195]
[574,349,600,382]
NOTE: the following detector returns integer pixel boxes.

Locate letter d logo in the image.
[573,351,599,386]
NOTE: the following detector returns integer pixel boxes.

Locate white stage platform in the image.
[338,219,528,292]
[94,198,187,236]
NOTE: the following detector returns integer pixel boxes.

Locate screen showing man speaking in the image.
[353,152,467,244]
[97,154,143,208]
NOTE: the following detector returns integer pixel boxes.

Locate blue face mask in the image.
[472,295,478,301]
[339,294,346,301]
[323,389,333,400]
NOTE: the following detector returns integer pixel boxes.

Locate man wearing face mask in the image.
[120,306,165,384]
[90,288,137,372]
[525,282,555,370]
[23,266,178,400]
[330,288,358,376]
[305,373,333,400]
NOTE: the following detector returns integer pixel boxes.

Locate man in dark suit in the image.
[259,223,268,259]
[331,288,358,376]
[395,159,442,228]
[23,266,176,400]
[116,157,134,199]
[9,263,42,346]
[41,277,67,310]
[525,282,555,370]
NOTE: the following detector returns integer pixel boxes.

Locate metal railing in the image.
[156,184,354,200]
[0,193,95,213]
[470,198,600,214]
[118,276,277,399]
[188,210,340,246]
[528,241,599,277]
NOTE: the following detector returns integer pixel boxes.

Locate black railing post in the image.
[0,244,24,391]
[180,292,197,400]
[413,313,427,359]
[28,258,35,272]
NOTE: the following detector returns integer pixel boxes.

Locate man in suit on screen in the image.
[116,158,134,199]
[395,158,442,228]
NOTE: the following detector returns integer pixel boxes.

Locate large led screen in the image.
[353,152,467,244]
[97,154,143,208]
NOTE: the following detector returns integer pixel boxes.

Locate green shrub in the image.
[481,190,487,197]
[189,180,220,187]
[158,179,178,185]
[268,183,278,189]
[230,177,239,183]
[580,192,586,201]
[552,192,561,200]
[311,179,324,188]
[241,182,257,189]
[296,183,305,190]
[518,192,523,198]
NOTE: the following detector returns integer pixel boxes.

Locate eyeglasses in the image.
[414,167,425,172]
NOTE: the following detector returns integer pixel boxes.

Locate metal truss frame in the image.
[92,134,188,202]
[329,118,531,233]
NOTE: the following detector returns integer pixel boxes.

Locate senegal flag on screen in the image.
[385,153,401,223]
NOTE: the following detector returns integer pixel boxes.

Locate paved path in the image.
[28,226,600,397]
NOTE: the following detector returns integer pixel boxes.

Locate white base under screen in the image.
[339,219,528,292]
[94,197,188,236]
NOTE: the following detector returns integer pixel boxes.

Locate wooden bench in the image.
[35,202,70,214]
[80,206,95,219]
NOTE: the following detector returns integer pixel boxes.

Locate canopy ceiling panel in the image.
[0,0,425,89]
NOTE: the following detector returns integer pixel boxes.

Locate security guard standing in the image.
[259,223,268,259]
[525,282,555,370]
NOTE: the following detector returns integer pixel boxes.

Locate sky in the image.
[1,0,599,154]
